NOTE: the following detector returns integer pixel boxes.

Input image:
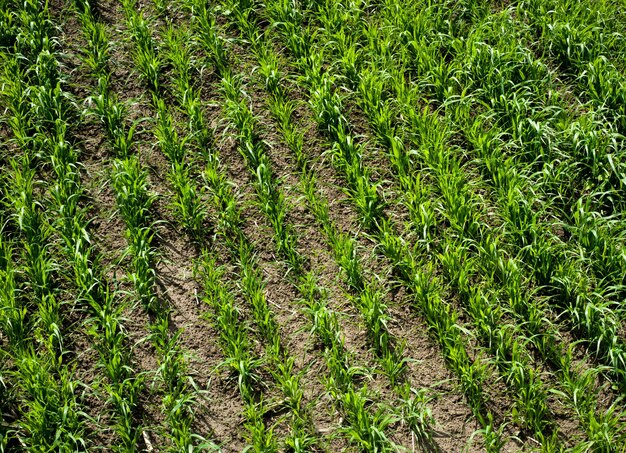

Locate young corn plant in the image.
[162,26,212,151]
[122,0,161,91]
[196,253,276,451]
[219,70,302,271]
[153,97,206,238]
[111,156,159,313]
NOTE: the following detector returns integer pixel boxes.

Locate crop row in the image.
[258,0,626,448]
[127,1,325,449]
[0,0,158,449]
[369,0,626,405]
[252,0,515,449]
[73,0,215,448]
[219,0,446,444]
[182,0,415,448]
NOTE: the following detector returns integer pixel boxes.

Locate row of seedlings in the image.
[73,0,213,449]
[386,0,626,411]
[288,0,577,447]
[124,1,318,449]
[371,0,626,447]
[183,1,416,450]
[349,0,625,446]
[196,252,274,451]
[217,0,444,446]
[121,0,206,237]
[217,3,416,449]
[368,0,612,392]
[266,0,620,446]
[0,0,139,448]
[257,0,513,449]
[449,22,626,450]
[518,0,626,137]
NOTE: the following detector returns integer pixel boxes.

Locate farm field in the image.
[1,0,626,451]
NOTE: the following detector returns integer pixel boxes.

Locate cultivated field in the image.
[1,0,626,451]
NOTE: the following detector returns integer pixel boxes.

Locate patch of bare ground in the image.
[150,203,246,447]
[0,126,18,169]
[49,139,114,447]
[192,247,250,452]
[618,320,626,350]
[68,315,117,449]
[385,286,482,453]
